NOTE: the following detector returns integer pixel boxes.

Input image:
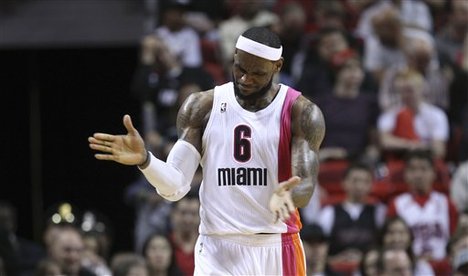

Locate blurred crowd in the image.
[1,0,468,275]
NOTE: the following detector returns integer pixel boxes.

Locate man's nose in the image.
[239,74,253,84]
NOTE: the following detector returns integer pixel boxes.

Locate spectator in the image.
[387,149,458,261]
[357,247,380,276]
[315,53,380,164]
[422,0,451,32]
[217,0,279,70]
[300,223,341,276]
[377,68,449,160]
[451,160,468,213]
[435,0,468,68]
[110,252,148,276]
[355,0,433,41]
[47,225,96,276]
[80,210,113,268]
[81,231,112,275]
[155,0,202,68]
[394,0,433,32]
[42,222,70,254]
[296,27,360,99]
[124,175,172,253]
[378,216,434,275]
[379,36,449,111]
[318,162,386,269]
[130,34,214,157]
[167,190,200,276]
[142,233,182,276]
[292,1,373,91]
[364,6,405,83]
[313,0,347,32]
[342,0,376,32]
[274,1,307,86]
[376,248,413,276]
[363,6,435,83]
[184,2,227,85]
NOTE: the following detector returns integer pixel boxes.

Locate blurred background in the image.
[0,0,147,249]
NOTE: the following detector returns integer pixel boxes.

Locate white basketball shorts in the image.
[194,233,306,275]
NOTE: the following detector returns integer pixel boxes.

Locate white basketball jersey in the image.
[199,82,302,235]
[394,192,450,259]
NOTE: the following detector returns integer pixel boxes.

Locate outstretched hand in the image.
[88,114,147,166]
[269,176,301,223]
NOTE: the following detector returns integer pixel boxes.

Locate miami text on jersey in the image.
[217,167,268,186]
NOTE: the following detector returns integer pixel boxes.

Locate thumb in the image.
[281,176,301,191]
[123,114,138,135]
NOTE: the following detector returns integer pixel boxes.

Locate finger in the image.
[123,114,138,136]
[285,196,295,213]
[273,211,280,223]
[92,133,115,142]
[281,176,301,191]
[280,206,291,221]
[89,143,113,153]
[94,153,116,161]
[89,137,112,148]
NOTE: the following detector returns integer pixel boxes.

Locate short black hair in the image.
[344,161,373,178]
[241,27,282,49]
[404,149,434,168]
[111,253,147,276]
[316,26,346,44]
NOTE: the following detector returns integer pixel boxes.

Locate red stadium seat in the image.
[318,159,350,196]
[328,260,359,276]
[318,159,391,204]
[200,39,226,85]
[370,177,392,203]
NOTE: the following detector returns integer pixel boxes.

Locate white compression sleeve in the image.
[139,140,201,201]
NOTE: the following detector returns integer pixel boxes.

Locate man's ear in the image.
[274,58,284,73]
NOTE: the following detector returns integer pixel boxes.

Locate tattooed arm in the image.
[176,90,214,153]
[290,96,325,208]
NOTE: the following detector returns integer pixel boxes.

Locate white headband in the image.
[235,35,282,61]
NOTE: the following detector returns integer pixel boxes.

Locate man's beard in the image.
[233,74,274,101]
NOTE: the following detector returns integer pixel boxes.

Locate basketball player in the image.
[89,27,325,275]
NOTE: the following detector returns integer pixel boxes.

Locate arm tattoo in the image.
[301,102,326,151]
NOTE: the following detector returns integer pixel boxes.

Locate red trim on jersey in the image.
[278,87,303,275]
[278,87,301,232]
[278,87,300,181]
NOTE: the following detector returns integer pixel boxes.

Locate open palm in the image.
[88,114,147,165]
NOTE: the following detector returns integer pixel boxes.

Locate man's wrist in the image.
[138,150,151,169]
